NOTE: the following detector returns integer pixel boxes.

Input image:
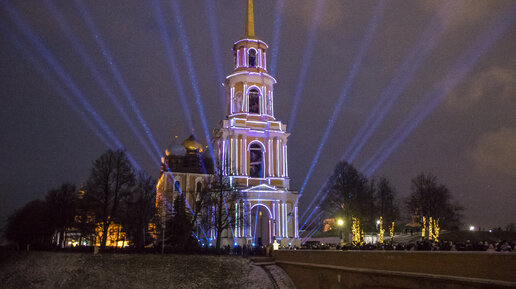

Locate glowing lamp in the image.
[337,219,344,226]
[469,226,475,231]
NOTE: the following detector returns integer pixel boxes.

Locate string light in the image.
[421,216,426,238]
[390,221,395,243]
[378,216,385,244]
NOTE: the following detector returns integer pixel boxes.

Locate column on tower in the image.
[294,206,299,238]
[241,135,247,176]
[243,82,248,113]
[247,202,252,238]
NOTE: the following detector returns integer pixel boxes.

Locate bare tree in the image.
[201,169,240,250]
[406,173,463,230]
[120,172,156,250]
[373,177,400,227]
[84,149,135,249]
[45,183,77,247]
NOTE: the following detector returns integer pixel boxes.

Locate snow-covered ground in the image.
[0,252,293,289]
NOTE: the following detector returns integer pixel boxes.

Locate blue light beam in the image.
[1,2,141,170]
[168,0,216,163]
[287,0,327,131]
[43,0,159,165]
[203,0,226,113]
[342,1,464,164]
[73,0,163,159]
[288,0,386,225]
[151,0,195,133]
[361,4,516,176]
[269,0,285,77]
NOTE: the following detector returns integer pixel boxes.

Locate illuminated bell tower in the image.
[214,0,299,246]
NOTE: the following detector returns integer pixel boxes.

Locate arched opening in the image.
[249,143,263,178]
[196,182,202,194]
[248,89,260,114]
[248,49,256,67]
[251,204,272,246]
[174,181,180,192]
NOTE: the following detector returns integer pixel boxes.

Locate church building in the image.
[157,0,300,248]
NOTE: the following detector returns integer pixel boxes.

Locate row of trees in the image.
[5,150,241,252]
[5,150,157,250]
[319,161,463,238]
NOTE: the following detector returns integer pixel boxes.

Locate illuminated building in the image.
[213,0,299,247]
[157,0,299,247]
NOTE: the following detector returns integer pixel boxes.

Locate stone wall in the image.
[273,250,516,289]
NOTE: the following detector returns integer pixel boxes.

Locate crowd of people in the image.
[300,240,515,252]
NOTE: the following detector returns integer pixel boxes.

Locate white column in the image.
[230,86,235,114]
[285,145,289,177]
[243,48,247,67]
[235,135,239,175]
[264,52,267,70]
[294,206,299,238]
[276,201,281,237]
[243,83,248,112]
[244,137,247,175]
[272,202,276,237]
[247,202,252,238]
[261,86,266,115]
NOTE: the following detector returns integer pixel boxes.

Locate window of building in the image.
[196,182,202,194]
[174,181,180,192]
[249,143,263,178]
[248,89,260,114]
[248,49,256,67]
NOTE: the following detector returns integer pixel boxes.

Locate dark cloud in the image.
[470,127,516,177]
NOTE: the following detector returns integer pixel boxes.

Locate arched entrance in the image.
[251,204,272,246]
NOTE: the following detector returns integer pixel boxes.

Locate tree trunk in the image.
[101,222,109,249]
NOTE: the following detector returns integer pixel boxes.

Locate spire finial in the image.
[245,0,255,38]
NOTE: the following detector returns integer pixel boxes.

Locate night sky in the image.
[1,0,515,230]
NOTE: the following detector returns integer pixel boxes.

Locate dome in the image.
[165,136,185,156]
[182,135,204,153]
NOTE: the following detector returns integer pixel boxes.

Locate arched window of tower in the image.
[249,143,263,178]
[248,89,260,114]
[174,181,180,192]
[248,49,257,68]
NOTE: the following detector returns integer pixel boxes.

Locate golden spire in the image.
[245,0,255,38]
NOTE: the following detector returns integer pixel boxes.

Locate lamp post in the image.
[337,218,344,245]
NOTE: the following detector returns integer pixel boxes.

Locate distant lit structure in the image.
[156,0,299,248]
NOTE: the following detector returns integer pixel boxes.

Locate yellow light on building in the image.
[337,219,344,226]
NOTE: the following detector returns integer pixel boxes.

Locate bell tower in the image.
[214,0,299,246]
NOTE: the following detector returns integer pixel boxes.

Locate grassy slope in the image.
[0,252,272,289]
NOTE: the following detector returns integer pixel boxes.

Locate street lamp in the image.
[337,219,344,244]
